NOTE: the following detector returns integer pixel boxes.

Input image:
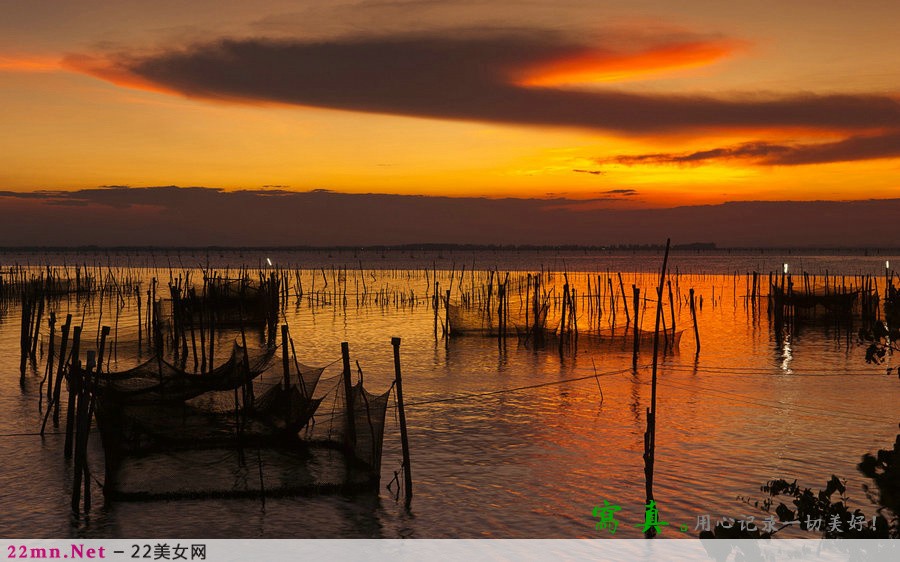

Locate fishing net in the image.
[95,345,392,500]
[306,379,392,473]
[23,270,396,502]
[447,303,532,336]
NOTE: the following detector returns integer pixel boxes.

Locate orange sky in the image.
[2,1,900,207]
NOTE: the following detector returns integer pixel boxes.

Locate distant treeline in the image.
[2,243,900,253]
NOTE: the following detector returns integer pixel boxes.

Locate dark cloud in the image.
[769,132,900,165]
[604,132,900,167]
[606,142,791,165]
[0,190,62,200]
[1,186,898,247]
[573,169,605,175]
[67,31,900,136]
[600,189,638,196]
[44,199,91,207]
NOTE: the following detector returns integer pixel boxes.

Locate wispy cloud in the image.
[0,54,61,73]
[603,132,900,167]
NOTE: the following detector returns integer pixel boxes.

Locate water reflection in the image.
[780,335,794,374]
[0,261,897,538]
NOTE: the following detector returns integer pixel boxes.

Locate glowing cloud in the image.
[0,55,61,72]
[517,39,740,86]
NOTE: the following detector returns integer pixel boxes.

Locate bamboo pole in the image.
[64,325,83,459]
[392,337,413,508]
[49,314,72,428]
[44,312,56,406]
[281,325,290,390]
[644,238,670,538]
[445,289,450,343]
[690,288,700,357]
[618,272,630,324]
[341,342,357,456]
[71,355,88,513]
[632,286,640,369]
[83,326,109,512]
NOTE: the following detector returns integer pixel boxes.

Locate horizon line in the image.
[1,243,899,252]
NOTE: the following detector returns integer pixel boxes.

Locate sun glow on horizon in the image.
[2,2,900,213]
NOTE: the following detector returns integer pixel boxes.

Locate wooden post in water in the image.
[64,325,83,459]
[667,279,676,337]
[618,272,631,324]
[392,337,413,508]
[281,325,290,390]
[559,282,568,355]
[71,355,88,513]
[689,288,700,357]
[150,278,157,350]
[136,291,142,349]
[197,289,207,374]
[433,281,439,340]
[632,286,640,369]
[644,238,671,538]
[145,288,152,350]
[45,312,56,406]
[608,277,616,328]
[340,342,357,457]
[445,289,451,344]
[30,292,44,360]
[525,274,531,336]
[188,299,198,371]
[497,282,504,347]
[238,282,253,406]
[281,325,291,427]
[20,291,31,380]
[50,315,72,427]
[178,286,188,360]
[82,326,109,513]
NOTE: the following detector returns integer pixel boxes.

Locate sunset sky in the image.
[2,1,900,245]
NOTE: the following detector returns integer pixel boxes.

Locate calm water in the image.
[0,250,897,538]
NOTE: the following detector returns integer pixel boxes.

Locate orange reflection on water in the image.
[1,261,896,538]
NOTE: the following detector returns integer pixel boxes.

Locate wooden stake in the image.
[392,337,413,508]
[445,289,450,343]
[644,238,671,538]
[433,281,439,340]
[690,288,700,357]
[281,325,290,390]
[83,326,109,513]
[71,356,87,513]
[64,326,83,459]
[44,312,56,406]
[50,314,72,428]
[632,286,640,369]
[618,272,631,324]
[341,342,357,456]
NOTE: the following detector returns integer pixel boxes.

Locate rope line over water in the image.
[663,365,894,377]
[402,365,644,408]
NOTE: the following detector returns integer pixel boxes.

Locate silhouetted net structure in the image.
[448,303,532,336]
[447,303,497,335]
[94,344,393,501]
